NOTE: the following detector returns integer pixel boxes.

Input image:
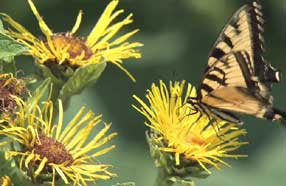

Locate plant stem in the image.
[154,168,173,186]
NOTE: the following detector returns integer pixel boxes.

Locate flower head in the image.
[0,73,27,118]
[133,80,247,174]
[0,99,117,186]
[1,0,143,81]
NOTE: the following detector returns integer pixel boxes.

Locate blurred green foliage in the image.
[0,0,285,186]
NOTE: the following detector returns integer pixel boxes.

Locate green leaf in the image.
[0,60,16,74]
[59,62,106,104]
[0,32,28,62]
[0,151,14,176]
[26,78,51,114]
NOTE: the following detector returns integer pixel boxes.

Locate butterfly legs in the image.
[188,98,235,141]
[186,97,206,124]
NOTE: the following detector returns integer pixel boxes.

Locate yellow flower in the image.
[0,99,117,186]
[0,176,12,186]
[1,0,143,81]
[133,80,247,173]
[0,73,27,117]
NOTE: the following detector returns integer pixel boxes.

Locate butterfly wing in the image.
[200,51,273,119]
[205,0,280,97]
[197,0,284,122]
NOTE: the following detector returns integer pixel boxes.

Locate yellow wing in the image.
[195,1,284,123]
[201,0,280,99]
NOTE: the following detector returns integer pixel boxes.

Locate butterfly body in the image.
[189,0,286,124]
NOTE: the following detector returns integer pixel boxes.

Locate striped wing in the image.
[197,0,284,122]
[200,51,272,118]
[201,0,280,99]
[200,51,254,98]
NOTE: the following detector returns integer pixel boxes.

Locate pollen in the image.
[0,85,15,113]
[34,135,73,165]
[49,33,94,65]
[185,133,207,147]
[0,74,27,114]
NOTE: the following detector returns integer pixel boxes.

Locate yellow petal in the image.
[71,10,83,34]
[35,157,48,176]
[86,0,119,46]
[27,0,53,36]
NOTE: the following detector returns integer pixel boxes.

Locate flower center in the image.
[51,33,93,61]
[34,135,73,165]
[0,78,26,114]
[185,133,207,147]
[0,86,15,113]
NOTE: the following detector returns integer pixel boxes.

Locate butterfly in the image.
[188,0,286,124]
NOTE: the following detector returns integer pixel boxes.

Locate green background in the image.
[1,0,286,186]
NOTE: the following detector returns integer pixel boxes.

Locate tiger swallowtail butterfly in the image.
[188,0,286,124]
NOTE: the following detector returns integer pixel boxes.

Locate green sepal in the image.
[58,62,106,105]
[147,131,209,186]
[0,24,28,62]
[25,78,51,114]
[35,62,106,107]
[168,177,196,186]
[35,64,65,86]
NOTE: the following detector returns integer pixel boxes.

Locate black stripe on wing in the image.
[247,0,266,78]
[200,83,215,94]
[200,51,256,98]
[209,33,234,61]
[248,0,280,83]
[203,0,280,97]
[205,74,226,86]
[210,48,226,61]
[233,51,255,89]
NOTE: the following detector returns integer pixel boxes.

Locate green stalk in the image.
[154,168,173,186]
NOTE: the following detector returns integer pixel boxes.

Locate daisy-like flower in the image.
[0,99,117,186]
[133,80,247,174]
[0,73,27,117]
[1,0,143,81]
